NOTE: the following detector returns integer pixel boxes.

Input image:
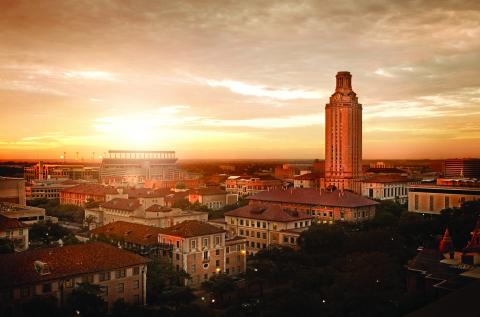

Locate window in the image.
[203,250,209,261]
[239,229,244,235]
[226,246,230,254]
[245,230,249,236]
[256,221,260,228]
[262,222,266,228]
[226,257,230,264]
[215,249,220,256]
[256,232,260,238]
[20,287,30,298]
[429,196,434,211]
[203,238,209,247]
[133,267,140,275]
[42,283,52,293]
[176,240,180,248]
[256,242,260,249]
[116,269,126,279]
[216,260,220,267]
[64,279,74,288]
[82,274,94,283]
[19,229,23,235]
[176,254,180,260]
[191,264,196,273]
[133,280,139,289]
[262,233,267,240]
[240,219,244,225]
[273,224,277,230]
[117,283,124,293]
[191,239,197,250]
[445,196,450,208]
[215,236,221,245]
[99,272,111,282]
[246,220,249,226]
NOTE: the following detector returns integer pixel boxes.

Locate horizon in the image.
[1,1,480,160]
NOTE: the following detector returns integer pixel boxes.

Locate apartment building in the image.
[0,242,149,315]
[157,220,246,286]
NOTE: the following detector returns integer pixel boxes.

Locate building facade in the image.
[362,176,420,204]
[444,158,480,178]
[188,187,238,210]
[26,179,81,201]
[157,221,247,286]
[225,176,283,197]
[247,188,377,224]
[0,214,28,252]
[324,71,363,194]
[408,179,480,214]
[0,177,26,206]
[24,162,99,182]
[60,183,118,206]
[224,204,315,254]
[0,202,47,225]
[0,242,149,315]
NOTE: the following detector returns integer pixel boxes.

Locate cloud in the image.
[203,78,324,100]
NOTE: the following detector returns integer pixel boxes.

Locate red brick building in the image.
[59,183,118,206]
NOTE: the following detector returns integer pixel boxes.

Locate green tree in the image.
[0,238,14,254]
[20,295,62,317]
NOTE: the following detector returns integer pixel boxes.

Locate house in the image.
[0,214,28,252]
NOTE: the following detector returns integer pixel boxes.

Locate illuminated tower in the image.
[324,71,362,193]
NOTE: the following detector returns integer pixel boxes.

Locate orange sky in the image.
[0,1,479,160]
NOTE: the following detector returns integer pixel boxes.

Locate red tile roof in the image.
[294,172,323,180]
[364,175,415,183]
[0,214,26,230]
[0,242,149,288]
[101,198,141,211]
[61,183,118,195]
[90,221,163,246]
[247,188,378,208]
[189,187,227,196]
[124,188,171,198]
[159,220,225,238]
[224,204,314,222]
[145,204,172,213]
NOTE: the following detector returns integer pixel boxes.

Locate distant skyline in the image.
[1,1,479,160]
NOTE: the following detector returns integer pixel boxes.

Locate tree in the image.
[29,221,79,245]
[0,238,14,254]
[20,295,62,317]
[146,259,190,304]
[67,283,105,317]
[201,274,236,304]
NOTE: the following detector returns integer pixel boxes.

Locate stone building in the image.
[157,220,247,286]
[188,187,238,210]
[0,214,28,252]
[225,175,283,197]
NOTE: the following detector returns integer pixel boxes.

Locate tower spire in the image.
[439,228,454,258]
[335,71,352,93]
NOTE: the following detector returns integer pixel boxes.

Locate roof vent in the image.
[34,260,51,275]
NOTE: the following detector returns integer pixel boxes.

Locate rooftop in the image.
[61,183,118,195]
[225,204,314,222]
[124,188,171,198]
[366,167,406,174]
[364,175,416,183]
[0,242,149,288]
[247,188,378,208]
[90,221,163,246]
[0,214,26,230]
[189,187,227,196]
[159,220,225,238]
[145,204,173,213]
[101,198,142,211]
[294,172,323,180]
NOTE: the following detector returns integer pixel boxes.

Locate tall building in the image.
[324,71,363,194]
[444,158,480,178]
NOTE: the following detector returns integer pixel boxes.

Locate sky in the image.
[0,0,479,160]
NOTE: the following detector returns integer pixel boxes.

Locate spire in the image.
[439,228,454,258]
[335,71,352,93]
[465,217,480,252]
